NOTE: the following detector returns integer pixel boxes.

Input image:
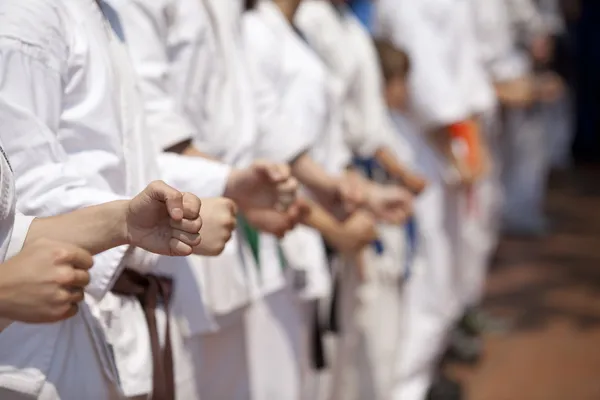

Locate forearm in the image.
[374,147,426,194]
[291,153,339,200]
[24,201,129,256]
[300,198,344,245]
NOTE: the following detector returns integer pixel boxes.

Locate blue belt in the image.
[352,156,417,280]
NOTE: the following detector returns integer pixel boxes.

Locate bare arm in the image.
[291,152,340,201]
[23,201,129,257]
[374,147,427,194]
[300,198,377,254]
[23,181,203,258]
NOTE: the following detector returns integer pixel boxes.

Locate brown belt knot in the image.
[111,268,175,400]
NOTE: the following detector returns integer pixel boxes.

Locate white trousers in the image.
[323,224,407,400]
[391,150,502,400]
[0,306,122,400]
[390,180,458,400]
[245,285,305,400]
[187,309,251,400]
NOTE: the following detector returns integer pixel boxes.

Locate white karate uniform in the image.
[244,3,337,398]
[0,1,232,398]
[295,2,415,399]
[104,0,265,397]
[0,133,109,400]
[376,1,497,399]
[114,0,306,397]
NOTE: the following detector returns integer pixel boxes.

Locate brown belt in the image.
[111,268,175,400]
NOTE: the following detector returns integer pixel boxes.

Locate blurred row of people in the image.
[0,0,569,400]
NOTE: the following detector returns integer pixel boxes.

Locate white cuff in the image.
[6,214,35,260]
[159,153,232,198]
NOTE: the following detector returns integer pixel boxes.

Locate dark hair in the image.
[245,0,258,11]
[373,39,411,82]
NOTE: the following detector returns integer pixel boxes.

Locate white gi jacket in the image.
[375,0,495,129]
[0,133,35,322]
[243,0,332,300]
[205,0,291,297]
[116,0,288,299]
[470,0,532,82]
[0,0,231,395]
[107,0,262,318]
[0,141,34,266]
[296,0,398,159]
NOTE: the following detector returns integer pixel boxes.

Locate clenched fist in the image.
[225,160,298,212]
[365,183,413,224]
[126,181,203,256]
[330,210,378,254]
[193,198,237,256]
[242,200,310,238]
[336,170,367,213]
[0,239,93,323]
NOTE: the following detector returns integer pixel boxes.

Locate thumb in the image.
[144,181,184,221]
[253,160,288,183]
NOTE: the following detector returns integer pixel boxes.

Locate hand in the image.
[399,172,428,195]
[495,76,536,108]
[0,239,93,323]
[243,200,310,238]
[225,160,298,212]
[365,183,413,224]
[126,181,203,256]
[329,210,377,254]
[535,72,565,103]
[193,198,237,256]
[336,170,368,213]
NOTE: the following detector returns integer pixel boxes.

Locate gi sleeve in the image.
[158,153,231,198]
[346,19,399,158]
[113,0,198,150]
[5,213,35,261]
[0,27,130,301]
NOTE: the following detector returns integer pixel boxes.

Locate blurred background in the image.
[350,0,600,398]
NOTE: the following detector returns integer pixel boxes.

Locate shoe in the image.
[426,373,463,400]
[444,326,483,365]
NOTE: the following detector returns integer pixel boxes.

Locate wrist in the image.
[111,200,131,248]
[223,168,242,203]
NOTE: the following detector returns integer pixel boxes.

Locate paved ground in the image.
[448,167,600,400]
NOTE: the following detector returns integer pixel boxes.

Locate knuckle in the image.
[51,247,70,262]
[148,180,163,191]
[54,289,71,305]
[54,267,76,285]
[192,218,203,233]
[71,290,85,304]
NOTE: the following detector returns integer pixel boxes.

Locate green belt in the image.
[237,214,287,271]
